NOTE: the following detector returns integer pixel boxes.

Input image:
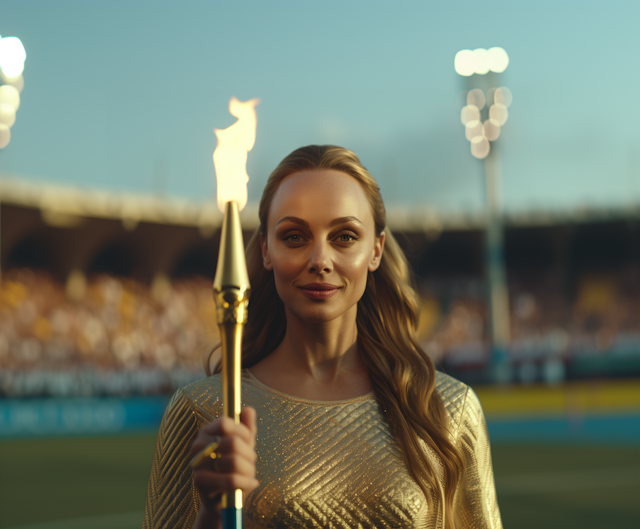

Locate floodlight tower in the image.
[0,34,27,281]
[455,47,512,382]
[0,35,26,149]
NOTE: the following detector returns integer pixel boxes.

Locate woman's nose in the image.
[308,241,332,274]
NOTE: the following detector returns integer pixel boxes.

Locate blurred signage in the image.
[0,397,169,437]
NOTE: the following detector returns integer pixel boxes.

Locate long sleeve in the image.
[453,387,503,529]
[143,389,202,529]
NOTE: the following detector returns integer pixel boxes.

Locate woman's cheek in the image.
[343,251,370,276]
[276,256,302,277]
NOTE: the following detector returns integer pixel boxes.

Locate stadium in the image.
[2,175,640,397]
[2,2,640,528]
[1,175,639,529]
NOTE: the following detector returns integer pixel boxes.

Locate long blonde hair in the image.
[207,145,464,527]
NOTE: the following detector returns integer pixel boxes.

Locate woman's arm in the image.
[143,389,201,529]
[191,408,259,529]
[143,389,259,529]
[453,387,503,529]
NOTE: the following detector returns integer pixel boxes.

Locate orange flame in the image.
[213,96,260,212]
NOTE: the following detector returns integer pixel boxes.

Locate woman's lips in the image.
[299,283,340,300]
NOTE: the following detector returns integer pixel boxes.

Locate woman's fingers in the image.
[192,434,256,466]
[189,437,221,468]
[191,409,260,514]
[191,410,258,460]
[194,468,260,494]
[191,418,247,453]
[199,415,253,444]
[193,453,255,476]
[240,407,257,447]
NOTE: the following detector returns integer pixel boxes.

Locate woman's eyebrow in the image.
[329,216,363,227]
[275,216,363,228]
[275,216,309,228]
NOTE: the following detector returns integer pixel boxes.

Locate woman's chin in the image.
[287,304,357,325]
[297,311,339,324]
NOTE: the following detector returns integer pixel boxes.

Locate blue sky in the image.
[1,0,639,213]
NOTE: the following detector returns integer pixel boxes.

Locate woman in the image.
[143,145,502,529]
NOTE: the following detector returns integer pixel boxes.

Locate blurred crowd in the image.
[0,268,217,397]
[1,266,639,397]
[419,266,640,383]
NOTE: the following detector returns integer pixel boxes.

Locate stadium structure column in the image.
[454,48,512,382]
[0,34,28,281]
[0,188,3,282]
[483,143,511,381]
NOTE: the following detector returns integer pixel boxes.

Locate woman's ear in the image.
[368,232,385,272]
[260,234,273,271]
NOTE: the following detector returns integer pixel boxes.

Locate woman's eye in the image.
[338,233,357,242]
[285,234,302,242]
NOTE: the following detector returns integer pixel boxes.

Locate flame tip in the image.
[213,96,259,212]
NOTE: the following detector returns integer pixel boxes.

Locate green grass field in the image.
[1,435,639,529]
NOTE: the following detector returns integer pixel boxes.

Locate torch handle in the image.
[220,321,243,422]
[220,321,244,529]
[222,507,243,529]
[213,201,250,529]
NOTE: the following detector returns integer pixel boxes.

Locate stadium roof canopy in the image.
[1,173,639,234]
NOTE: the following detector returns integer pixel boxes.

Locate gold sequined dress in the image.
[143,370,502,529]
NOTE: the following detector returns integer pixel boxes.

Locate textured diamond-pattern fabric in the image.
[143,371,502,529]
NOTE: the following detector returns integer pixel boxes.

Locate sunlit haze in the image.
[0,0,639,214]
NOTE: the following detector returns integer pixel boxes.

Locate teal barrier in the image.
[1,397,638,443]
[0,397,170,438]
[488,413,640,443]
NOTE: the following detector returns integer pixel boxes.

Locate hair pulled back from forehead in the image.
[207,145,464,529]
[257,144,385,238]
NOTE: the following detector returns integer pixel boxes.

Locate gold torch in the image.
[212,96,259,529]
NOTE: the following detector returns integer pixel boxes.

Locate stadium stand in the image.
[1,175,639,395]
[0,269,215,397]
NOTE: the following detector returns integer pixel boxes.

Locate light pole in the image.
[0,34,27,281]
[455,47,513,382]
[0,35,25,149]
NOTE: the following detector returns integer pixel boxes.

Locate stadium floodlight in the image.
[465,119,484,141]
[472,48,490,75]
[0,84,20,111]
[0,102,16,128]
[489,103,508,126]
[0,35,26,150]
[454,48,511,160]
[454,50,478,77]
[461,105,480,125]
[454,47,509,77]
[0,71,23,93]
[470,135,490,159]
[0,36,27,79]
[486,47,509,73]
[0,123,10,148]
[467,88,486,110]
[494,87,513,107]
[0,32,24,279]
[483,119,501,141]
[454,47,512,383]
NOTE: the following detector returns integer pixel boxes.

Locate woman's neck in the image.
[249,306,373,400]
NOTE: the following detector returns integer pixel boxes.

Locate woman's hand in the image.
[191,407,259,529]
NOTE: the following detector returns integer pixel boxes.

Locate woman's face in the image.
[261,169,384,325]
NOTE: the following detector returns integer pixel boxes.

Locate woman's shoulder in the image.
[172,374,224,423]
[180,372,223,398]
[434,371,473,425]
[434,370,469,407]
[434,370,486,441]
